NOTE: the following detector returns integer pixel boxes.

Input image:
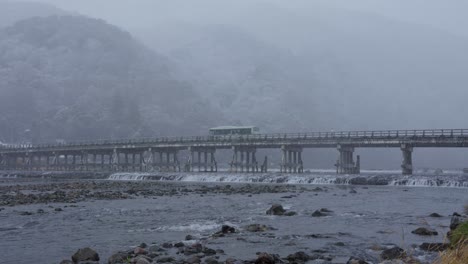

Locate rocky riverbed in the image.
[0,178,301,207]
[0,174,467,264]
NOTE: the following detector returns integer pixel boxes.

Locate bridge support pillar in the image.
[111,149,118,171]
[64,154,69,171]
[188,147,216,172]
[0,154,4,170]
[100,154,105,171]
[230,147,258,173]
[260,156,268,173]
[280,146,303,173]
[335,145,360,174]
[152,149,180,172]
[401,144,413,175]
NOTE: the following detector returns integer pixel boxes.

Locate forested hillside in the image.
[0,15,218,143]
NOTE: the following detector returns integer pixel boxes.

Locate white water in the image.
[0,174,17,179]
[108,171,468,188]
[389,177,468,188]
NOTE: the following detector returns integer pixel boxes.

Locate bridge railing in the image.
[1,129,468,151]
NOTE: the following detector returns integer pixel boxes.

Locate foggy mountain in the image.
[0,14,218,142]
[0,1,63,27]
[150,24,317,132]
[134,2,468,131]
[1,1,468,168]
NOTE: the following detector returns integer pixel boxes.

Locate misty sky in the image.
[8,0,468,38]
[2,0,468,36]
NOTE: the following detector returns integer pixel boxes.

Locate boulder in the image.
[202,247,217,256]
[284,211,297,216]
[185,235,196,240]
[135,256,152,264]
[108,251,129,264]
[311,210,327,217]
[183,243,203,255]
[174,242,185,248]
[346,256,368,264]
[429,213,443,218]
[419,243,449,252]
[286,251,310,262]
[221,225,236,234]
[19,211,33,216]
[225,258,240,264]
[245,224,270,232]
[161,243,173,248]
[185,255,201,264]
[254,253,276,264]
[380,247,406,260]
[134,247,148,255]
[266,204,285,215]
[411,227,438,236]
[204,257,219,264]
[138,243,148,248]
[148,245,166,253]
[136,259,151,264]
[59,260,73,264]
[349,177,367,185]
[71,247,100,263]
[450,212,464,230]
[157,257,176,263]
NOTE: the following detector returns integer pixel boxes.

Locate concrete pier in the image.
[230,146,258,173]
[335,145,360,174]
[280,145,303,173]
[188,147,217,172]
[401,144,413,175]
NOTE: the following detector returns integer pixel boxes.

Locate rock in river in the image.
[346,256,369,264]
[429,213,443,218]
[108,251,129,264]
[245,224,272,232]
[286,251,310,262]
[411,227,438,236]
[134,246,148,255]
[266,204,285,215]
[254,253,277,264]
[71,247,100,263]
[311,210,328,217]
[380,246,406,260]
[221,225,236,233]
[449,212,466,230]
[419,243,449,252]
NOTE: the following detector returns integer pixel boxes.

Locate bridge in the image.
[1,129,468,175]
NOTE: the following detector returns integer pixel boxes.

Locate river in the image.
[0,170,467,263]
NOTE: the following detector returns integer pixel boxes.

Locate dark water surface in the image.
[0,174,467,264]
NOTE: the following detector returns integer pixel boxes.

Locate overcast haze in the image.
[1,0,468,169]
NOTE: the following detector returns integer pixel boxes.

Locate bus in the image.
[209,126,260,136]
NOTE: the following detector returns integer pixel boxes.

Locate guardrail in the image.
[1,129,468,151]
